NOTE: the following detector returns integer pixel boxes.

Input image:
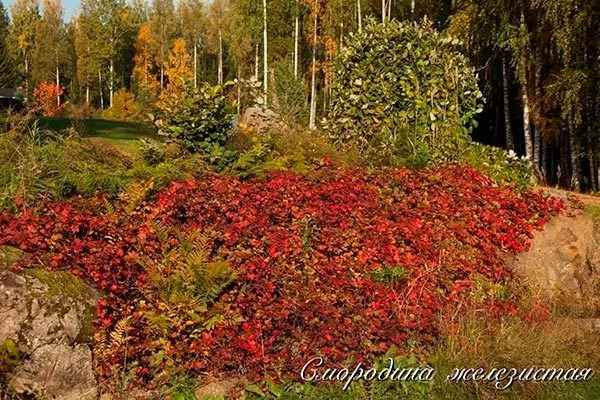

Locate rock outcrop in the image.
[238,107,285,132]
[510,211,600,301]
[0,246,98,400]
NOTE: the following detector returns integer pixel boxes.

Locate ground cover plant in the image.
[0,163,564,392]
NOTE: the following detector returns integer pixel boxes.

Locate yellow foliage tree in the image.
[104,89,141,122]
[132,23,159,95]
[164,38,193,92]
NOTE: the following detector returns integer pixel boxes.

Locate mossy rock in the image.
[0,338,20,374]
[23,268,97,344]
[0,267,99,398]
[0,246,25,270]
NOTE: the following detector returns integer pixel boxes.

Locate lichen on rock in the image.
[0,248,99,400]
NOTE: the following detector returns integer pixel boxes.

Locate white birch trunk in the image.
[56,64,60,107]
[309,14,317,130]
[24,57,29,94]
[160,42,164,90]
[294,14,299,78]
[522,82,533,168]
[263,0,268,104]
[357,0,362,32]
[98,69,104,110]
[237,67,241,115]
[218,29,223,85]
[193,44,198,89]
[109,58,114,108]
[502,57,514,150]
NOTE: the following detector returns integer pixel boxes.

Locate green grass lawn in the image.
[1,115,155,150]
[38,117,155,143]
[0,116,157,153]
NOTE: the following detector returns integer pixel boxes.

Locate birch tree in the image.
[9,0,40,93]
[150,0,176,91]
[178,0,205,88]
[34,0,65,106]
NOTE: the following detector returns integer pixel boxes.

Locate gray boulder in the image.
[0,246,98,400]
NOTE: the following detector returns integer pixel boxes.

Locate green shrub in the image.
[153,82,236,153]
[326,18,483,166]
[461,143,532,190]
[139,138,167,166]
[224,127,360,179]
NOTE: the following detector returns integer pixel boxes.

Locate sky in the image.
[4,0,81,21]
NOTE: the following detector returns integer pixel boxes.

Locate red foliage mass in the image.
[0,164,564,383]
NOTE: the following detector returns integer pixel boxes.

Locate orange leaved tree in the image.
[33,82,64,117]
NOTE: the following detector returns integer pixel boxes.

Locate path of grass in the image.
[2,115,156,143]
[38,117,156,148]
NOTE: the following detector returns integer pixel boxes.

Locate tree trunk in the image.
[160,39,164,91]
[218,29,223,85]
[109,58,114,108]
[533,53,543,174]
[411,0,415,16]
[502,57,514,150]
[522,82,533,168]
[56,64,60,107]
[24,57,29,94]
[569,112,581,191]
[309,14,317,130]
[98,69,104,110]
[263,0,268,105]
[323,56,327,115]
[193,43,198,89]
[533,126,541,176]
[589,146,598,192]
[339,22,343,50]
[86,82,90,105]
[357,0,362,32]
[160,65,164,91]
[541,140,548,185]
[294,14,299,79]
[237,66,241,115]
[387,0,392,21]
[381,0,386,23]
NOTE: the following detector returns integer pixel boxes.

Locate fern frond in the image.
[151,220,170,247]
[108,316,132,349]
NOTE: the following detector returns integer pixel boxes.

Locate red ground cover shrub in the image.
[0,164,564,385]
